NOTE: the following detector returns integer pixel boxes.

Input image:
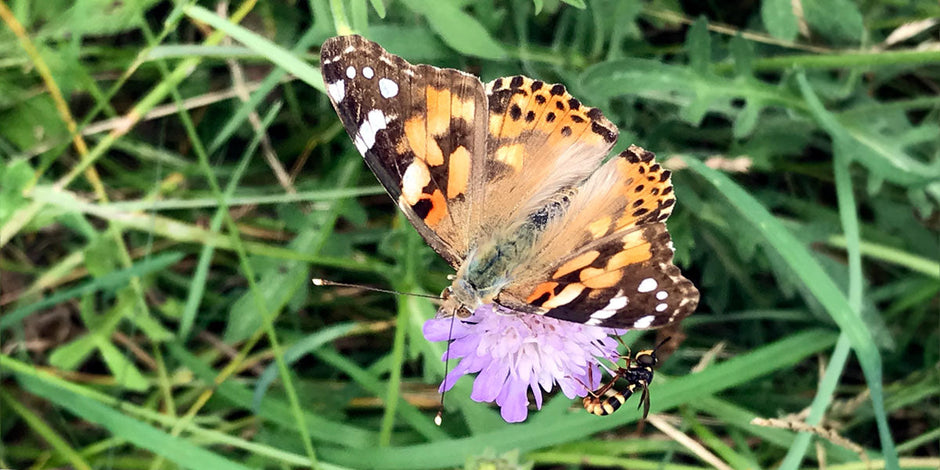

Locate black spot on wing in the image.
[510,104,522,120]
[591,121,616,143]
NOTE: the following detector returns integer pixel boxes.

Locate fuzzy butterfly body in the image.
[320,35,698,329]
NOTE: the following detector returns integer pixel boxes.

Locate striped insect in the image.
[580,337,670,418]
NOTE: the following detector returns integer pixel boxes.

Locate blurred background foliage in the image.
[0,0,938,469]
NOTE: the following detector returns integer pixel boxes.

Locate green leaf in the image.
[1,252,184,330]
[95,340,149,391]
[168,342,378,448]
[369,0,386,18]
[561,0,586,8]
[40,0,160,36]
[398,0,506,60]
[223,230,317,342]
[0,95,69,151]
[83,236,119,277]
[729,34,754,76]
[183,5,323,91]
[734,100,761,138]
[252,322,360,411]
[16,374,252,470]
[0,159,32,224]
[581,59,788,128]
[49,335,98,371]
[687,16,710,74]
[802,0,864,44]
[369,25,450,62]
[761,0,799,41]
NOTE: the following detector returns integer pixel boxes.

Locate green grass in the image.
[1,0,938,469]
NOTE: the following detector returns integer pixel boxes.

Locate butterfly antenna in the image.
[312,278,440,300]
[653,336,672,353]
[435,309,458,426]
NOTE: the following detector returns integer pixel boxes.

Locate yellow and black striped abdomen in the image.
[583,382,638,416]
[581,342,664,418]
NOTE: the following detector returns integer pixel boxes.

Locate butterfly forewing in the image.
[320,36,488,267]
[480,76,619,234]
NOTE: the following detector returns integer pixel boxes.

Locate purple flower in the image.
[422,304,624,423]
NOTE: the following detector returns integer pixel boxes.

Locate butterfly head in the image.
[440,283,476,318]
[440,275,502,318]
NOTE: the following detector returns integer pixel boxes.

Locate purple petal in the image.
[471,359,508,402]
[497,377,530,423]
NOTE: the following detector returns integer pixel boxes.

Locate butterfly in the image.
[319,35,698,330]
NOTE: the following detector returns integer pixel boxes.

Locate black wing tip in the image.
[320,35,376,62]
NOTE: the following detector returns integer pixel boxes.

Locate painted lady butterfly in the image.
[320,35,698,330]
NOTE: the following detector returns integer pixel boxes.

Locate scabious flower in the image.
[422,304,624,423]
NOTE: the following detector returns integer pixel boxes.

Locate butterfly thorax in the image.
[441,232,533,318]
[441,194,573,317]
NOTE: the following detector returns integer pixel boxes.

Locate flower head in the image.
[422,304,624,423]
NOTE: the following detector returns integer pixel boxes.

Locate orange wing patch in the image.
[401,188,448,227]
[395,83,481,230]
[521,225,657,309]
[553,250,601,279]
[446,145,471,198]
[486,76,617,163]
[608,145,677,233]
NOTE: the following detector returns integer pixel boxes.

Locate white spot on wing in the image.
[655,303,668,312]
[327,80,345,103]
[401,161,430,204]
[379,78,399,98]
[343,45,355,53]
[637,278,657,293]
[586,318,602,326]
[633,315,655,328]
[607,296,628,310]
[589,292,627,322]
[656,291,668,300]
[345,66,356,79]
[352,109,388,155]
[362,66,374,79]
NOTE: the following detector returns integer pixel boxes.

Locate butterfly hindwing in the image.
[320,35,488,267]
[502,223,698,329]
[500,146,697,329]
